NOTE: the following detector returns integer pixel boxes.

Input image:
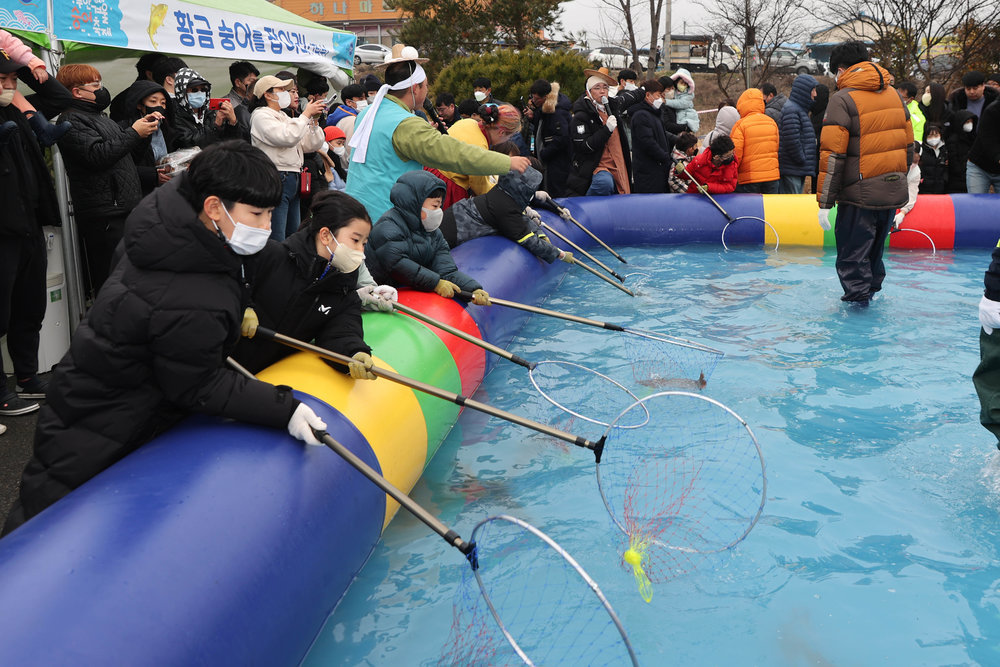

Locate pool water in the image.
[303,246,1000,665]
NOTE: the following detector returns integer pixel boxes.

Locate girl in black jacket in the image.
[4,142,326,533]
[918,123,948,194]
[629,79,672,193]
[234,190,376,378]
[114,79,176,197]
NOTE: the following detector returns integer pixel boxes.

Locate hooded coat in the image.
[115,79,176,196]
[778,74,818,177]
[56,96,144,221]
[172,67,240,149]
[4,175,300,530]
[534,83,573,197]
[663,68,699,132]
[684,147,739,194]
[702,105,739,153]
[917,138,948,194]
[441,167,560,263]
[565,87,644,195]
[366,170,482,292]
[946,110,977,192]
[731,89,780,185]
[629,99,672,193]
[817,61,913,209]
[232,228,371,374]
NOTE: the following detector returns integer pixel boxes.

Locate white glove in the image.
[893,211,905,229]
[605,115,618,132]
[357,285,394,312]
[533,190,551,203]
[287,403,326,446]
[980,295,1000,335]
[818,208,832,231]
[524,206,541,224]
[372,284,398,303]
[558,206,572,221]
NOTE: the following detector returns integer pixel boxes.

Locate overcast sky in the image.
[558,0,710,47]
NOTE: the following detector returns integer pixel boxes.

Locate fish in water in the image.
[637,371,707,390]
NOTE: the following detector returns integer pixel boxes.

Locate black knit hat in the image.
[0,48,20,74]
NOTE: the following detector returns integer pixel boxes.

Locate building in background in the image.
[274,0,402,46]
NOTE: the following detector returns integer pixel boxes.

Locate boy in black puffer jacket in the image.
[366,170,491,305]
[3,141,327,533]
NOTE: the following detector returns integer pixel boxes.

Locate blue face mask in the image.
[187,92,207,109]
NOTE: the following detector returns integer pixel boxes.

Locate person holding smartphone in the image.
[172,67,240,150]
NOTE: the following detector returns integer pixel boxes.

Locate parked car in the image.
[754,48,823,75]
[588,46,642,71]
[355,43,392,66]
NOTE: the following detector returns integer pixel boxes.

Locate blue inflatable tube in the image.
[0,193,993,664]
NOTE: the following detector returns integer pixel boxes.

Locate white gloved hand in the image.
[372,284,398,303]
[524,206,541,224]
[558,206,572,221]
[980,295,1000,335]
[605,114,618,132]
[818,208,832,231]
[893,211,905,229]
[533,190,552,203]
[357,285,394,312]
[287,403,326,446]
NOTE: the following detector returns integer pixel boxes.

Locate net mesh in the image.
[528,360,648,429]
[621,330,723,390]
[439,516,635,666]
[597,392,766,602]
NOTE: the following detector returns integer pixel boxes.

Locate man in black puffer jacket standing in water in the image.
[3,142,328,533]
[55,64,161,299]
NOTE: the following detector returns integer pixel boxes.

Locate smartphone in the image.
[323,91,338,108]
[208,97,228,111]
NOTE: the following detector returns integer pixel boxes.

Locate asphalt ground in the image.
[0,377,41,526]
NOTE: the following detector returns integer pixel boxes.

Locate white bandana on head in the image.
[348,62,427,164]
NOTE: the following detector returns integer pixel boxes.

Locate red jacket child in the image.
[684,135,739,194]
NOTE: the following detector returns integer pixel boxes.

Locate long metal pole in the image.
[662,0,672,71]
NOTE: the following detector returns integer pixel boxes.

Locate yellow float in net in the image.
[623,537,654,603]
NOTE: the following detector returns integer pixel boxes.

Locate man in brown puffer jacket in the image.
[817,41,913,304]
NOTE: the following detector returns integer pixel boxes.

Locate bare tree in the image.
[595,0,644,70]
[819,1,1000,87]
[696,0,812,97]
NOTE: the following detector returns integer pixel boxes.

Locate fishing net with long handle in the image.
[620,328,724,390]
[440,515,639,666]
[596,391,767,602]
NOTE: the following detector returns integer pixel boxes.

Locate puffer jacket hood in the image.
[388,170,446,232]
[125,174,239,275]
[789,74,818,110]
[174,67,211,114]
[737,88,765,117]
[953,109,977,133]
[836,61,893,93]
[116,80,171,123]
[714,106,740,134]
[496,167,543,208]
[670,68,695,90]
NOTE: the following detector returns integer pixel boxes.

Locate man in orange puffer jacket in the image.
[731,88,780,193]
[817,41,913,305]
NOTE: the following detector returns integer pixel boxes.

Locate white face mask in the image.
[355,99,368,111]
[964,122,974,132]
[473,91,487,102]
[275,90,292,109]
[608,85,619,98]
[921,92,932,106]
[325,236,365,273]
[652,98,664,110]
[332,145,346,156]
[219,205,270,256]
[0,88,15,107]
[421,207,443,232]
[624,82,638,91]
[926,137,941,147]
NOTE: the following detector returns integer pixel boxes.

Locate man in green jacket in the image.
[345,45,529,221]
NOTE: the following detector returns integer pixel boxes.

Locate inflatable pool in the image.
[0,193,992,663]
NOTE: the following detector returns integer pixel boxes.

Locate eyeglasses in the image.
[590,83,610,91]
[80,80,102,89]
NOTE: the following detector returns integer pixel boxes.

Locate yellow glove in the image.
[241,307,258,338]
[674,162,687,174]
[348,351,376,380]
[434,279,460,298]
[559,250,575,264]
[471,288,491,306]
